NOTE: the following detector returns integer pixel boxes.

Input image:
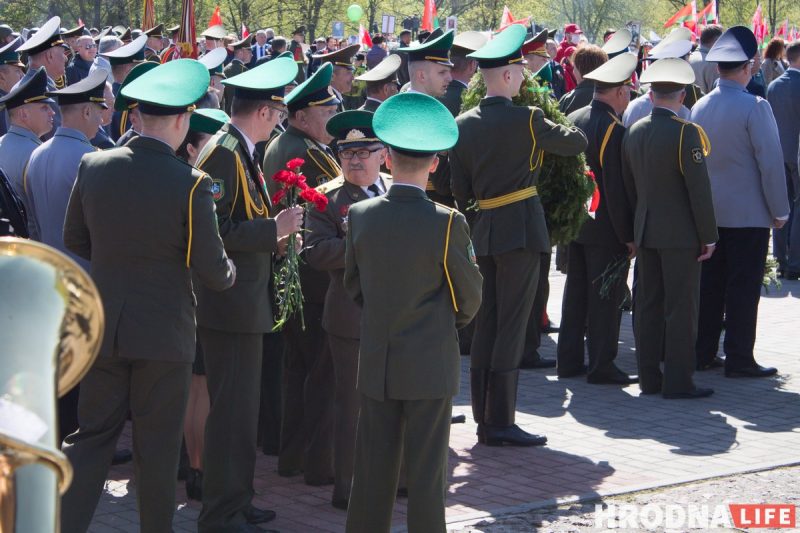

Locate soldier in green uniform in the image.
[262,62,339,486]
[450,24,587,446]
[60,59,235,533]
[312,44,360,113]
[103,35,148,141]
[289,26,308,84]
[621,58,718,399]
[557,53,638,384]
[193,56,304,532]
[439,31,486,116]
[111,61,159,146]
[344,92,483,533]
[356,54,401,112]
[221,35,254,114]
[305,110,392,510]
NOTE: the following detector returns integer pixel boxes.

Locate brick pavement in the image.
[87,267,800,532]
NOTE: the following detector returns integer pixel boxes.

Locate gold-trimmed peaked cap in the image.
[0,67,54,110]
[17,16,64,56]
[326,110,381,147]
[46,69,109,108]
[102,34,148,65]
[285,62,339,112]
[120,58,210,115]
[0,37,25,68]
[583,52,637,87]
[223,55,298,102]
[312,43,360,71]
[355,53,401,82]
[397,28,455,67]
[468,23,528,69]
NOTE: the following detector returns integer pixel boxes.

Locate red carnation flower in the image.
[272,188,286,205]
[272,170,294,184]
[313,196,328,212]
[286,158,305,171]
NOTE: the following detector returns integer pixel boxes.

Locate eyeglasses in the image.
[83,44,96,50]
[265,105,287,121]
[339,147,383,160]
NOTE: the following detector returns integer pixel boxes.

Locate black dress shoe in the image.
[587,372,638,385]
[331,497,348,510]
[520,357,557,369]
[482,424,547,447]
[663,387,714,399]
[185,468,203,501]
[542,321,560,333]
[697,356,725,371]
[243,505,276,525]
[639,388,661,395]
[111,449,132,465]
[451,414,466,424]
[725,365,778,378]
[557,364,588,378]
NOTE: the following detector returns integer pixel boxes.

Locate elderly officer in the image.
[622,58,718,398]
[306,110,392,510]
[15,16,64,138]
[0,68,55,202]
[344,92,482,533]
[60,58,235,533]
[690,27,790,377]
[263,63,341,487]
[440,31,486,116]
[558,53,638,384]
[356,54,401,112]
[193,56,303,532]
[451,25,587,446]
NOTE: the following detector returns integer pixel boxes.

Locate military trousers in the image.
[61,356,191,533]
[634,247,700,395]
[197,327,262,533]
[278,301,334,483]
[259,331,283,455]
[522,252,552,364]
[345,394,452,533]
[328,334,360,502]
[696,227,770,371]
[771,165,800,273]
[470,249,539,426]
[557,243,628,378]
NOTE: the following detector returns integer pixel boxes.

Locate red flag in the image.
[776,19,788,37]
[498,6,530,30]
[752,4,768,43]
[421,0,436,32]
[209,5,223,27]
[142,0,156,31]
[173,0,197,59]
[697,1,717,24]
[359,24,373,48]
[665,3,693,27]
[78,18,84,26]
[241,23,249,38]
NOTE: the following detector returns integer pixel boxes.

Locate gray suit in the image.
[25,127,95,271]
[767,68,800,273]
[0,124,41,203]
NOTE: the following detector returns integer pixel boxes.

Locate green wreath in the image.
[460,70,593,245]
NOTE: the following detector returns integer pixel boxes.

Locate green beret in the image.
[223,55,297,102]
[120,59,210,115]
[468,24,527,69]
[285,62,338,111]
[373,92,458,155]
[190,108,230,134]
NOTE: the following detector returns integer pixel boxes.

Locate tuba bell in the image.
[0,237,103,532]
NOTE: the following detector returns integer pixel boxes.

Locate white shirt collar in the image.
[359,176,385,197]
[230,123,257,160]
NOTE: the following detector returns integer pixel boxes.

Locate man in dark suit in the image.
[451,25,587,446]
[344,92,482,533]
[262,63,340,487]
[622,58,718,398]
[439,31,486,116]
[60,59,235,533]
[766,41,800,279]
[250,29,270,67]
[306,110,392,510]
[194,56,304,532]
[558,53,637,384]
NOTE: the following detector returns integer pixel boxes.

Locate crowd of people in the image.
[0,12,796,533]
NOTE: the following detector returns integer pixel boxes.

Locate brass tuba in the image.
[0,237,103,532]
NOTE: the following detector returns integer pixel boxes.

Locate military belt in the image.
[477,186,537,210]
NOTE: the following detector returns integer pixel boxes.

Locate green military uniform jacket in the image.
[221,59,248,115]
[195,123,279,333]
[439,79,468,117]
[305,173,392,339]
[344,184,483,400]
[263,124,342,303]
[621,107,718,248]
[559,79,595,115]
[63,136,234,362]
[450,96,588,256]
[568,100,634,248]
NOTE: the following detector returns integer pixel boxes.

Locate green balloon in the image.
[347,4,364,22]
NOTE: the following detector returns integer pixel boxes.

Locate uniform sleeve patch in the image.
[691,147,703,164]
[211,179,225,201]
[467,241,477,264]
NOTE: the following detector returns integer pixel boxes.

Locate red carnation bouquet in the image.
[272,158,329,330]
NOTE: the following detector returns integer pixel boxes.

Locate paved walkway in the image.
[88,266,800,532]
